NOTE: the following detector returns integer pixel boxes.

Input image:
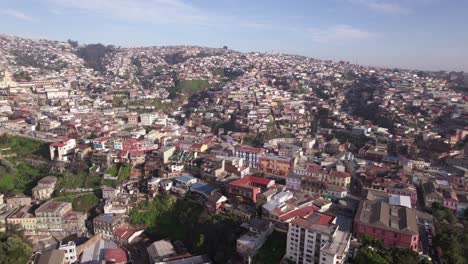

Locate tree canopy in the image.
[0,232,33,264]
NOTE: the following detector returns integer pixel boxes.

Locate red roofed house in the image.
[327,170,351,188]
[49,137,76,162]
[354,200,419,251]
[105,247,128,264]
[226,176,275,203]
[113,225,144,244]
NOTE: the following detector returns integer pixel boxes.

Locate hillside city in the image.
[0,34,467,264]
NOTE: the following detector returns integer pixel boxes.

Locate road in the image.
[0,128,55,142]
[416,214,438,264]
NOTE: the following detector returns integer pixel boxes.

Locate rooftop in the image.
[355,200,418,235]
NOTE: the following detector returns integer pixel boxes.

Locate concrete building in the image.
[6,195,31,208]
[59,241,77,264]
[32,176,57,201]
[37,250,65,264]
[236,218,274,258]
[354,200,419,251]
[93,214,127,240]
[35,200,86,234]
[147,239,177,263]
[259,155,295,177]
[6,205,36,235]
[50,137,76,162]
[226,176,274,204]
[286,213,350,264]
[234,145,265,169]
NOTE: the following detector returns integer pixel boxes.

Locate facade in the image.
[93,214,128,240]
[326,170,351,188]
[32,176,57,201]
[422,180,458,212]
[50,137,76,162]
[37,250,65,264]
[147,239,177,263]
[354,200,419,251]
[286,213,350,264]
[6,195,31,208]
[387,184,417,207]
[234,145,265,169]
[258,155,295,177]
[35,201,86,234]
[226,176,274,203]
[46,90,69,99]
[237,218,274,258]
[6,205,36,234]
[59,241,77,264]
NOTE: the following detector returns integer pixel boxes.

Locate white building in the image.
[49,137,76,162]
[59,241,77,264]
[286,213,350,264]
[140,112,168,127]
[140,113,157,126]
[46,90,69,100]
[236,219,274,259]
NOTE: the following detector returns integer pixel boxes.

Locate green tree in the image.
[390,248,418,264]
[354,246,389,264]
[0,234,33,264]
[420,257,432,264]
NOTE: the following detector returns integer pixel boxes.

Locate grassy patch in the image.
[102,179,118,188]
[56,172,102,190]
[72,193,100,212]
[252,231,287,264]
[169,79,210,99]
[118,163,132,181]
[54,192,100,213]
[0,134,49,159]
[130,194,243,263]
[106,166,119,177]
[0,135,50,195]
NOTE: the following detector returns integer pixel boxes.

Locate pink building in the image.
[354,200,419,251]
[226,176,274,203]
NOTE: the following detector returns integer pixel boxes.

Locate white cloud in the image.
[1,8,33,21]
[308,24,374,43]
[48,0,213,26]
[49,9,62,15]
[350,0,411,15]
[48,0,295,32]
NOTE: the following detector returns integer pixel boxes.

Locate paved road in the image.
[0,128,55,142]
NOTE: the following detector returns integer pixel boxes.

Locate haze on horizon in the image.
[0,0,467,72]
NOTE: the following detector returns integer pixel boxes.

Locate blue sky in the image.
[1,0,467,71]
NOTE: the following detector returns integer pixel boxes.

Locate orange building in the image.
[258,155,295,177]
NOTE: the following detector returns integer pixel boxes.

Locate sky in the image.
[0,0,467,71]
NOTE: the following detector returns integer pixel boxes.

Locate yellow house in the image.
[328,170,351,188]
[191,143,208,153]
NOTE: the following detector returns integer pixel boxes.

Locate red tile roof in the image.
[230,176,273,188]
[113,225,141,240]
[105,247,127,263]
[235,145,265,154]
[330,170,351,178]
[306,165,321,173]
[279,205,317,221]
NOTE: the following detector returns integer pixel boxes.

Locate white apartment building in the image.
[59,241,77,264]
[286,213,350,264]
[234,145,265,169]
